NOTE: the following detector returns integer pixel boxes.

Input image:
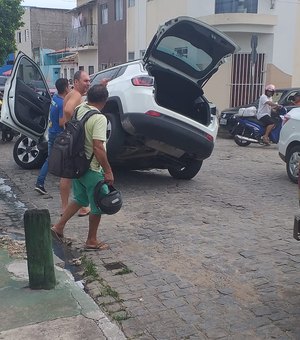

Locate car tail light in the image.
[145,110,161,117]
[282,115,290,125]
[131,76,154,86]
[205,133,214,142]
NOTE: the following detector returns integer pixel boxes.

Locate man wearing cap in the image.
[257,84,282,145]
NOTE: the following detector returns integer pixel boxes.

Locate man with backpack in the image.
[51,84,114,251]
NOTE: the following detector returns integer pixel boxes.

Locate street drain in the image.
[104,262,126,270]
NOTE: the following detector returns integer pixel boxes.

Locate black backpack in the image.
[48,108,98,179]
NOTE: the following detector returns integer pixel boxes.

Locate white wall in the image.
[78,50,98,73]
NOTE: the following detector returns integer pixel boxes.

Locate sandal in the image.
[84,242,110,251]
[50,226,64,243]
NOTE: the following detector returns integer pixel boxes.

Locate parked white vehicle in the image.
[278,106,300,183]
[1,16,238,179]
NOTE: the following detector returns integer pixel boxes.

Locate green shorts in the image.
[72,169,109,215]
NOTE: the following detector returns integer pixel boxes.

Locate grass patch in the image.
[81,255,99,279]
[112,312,129,322]
[115,267,133,275]
[102,286,119,299]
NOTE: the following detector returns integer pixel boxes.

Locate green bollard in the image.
[24,209,56,289]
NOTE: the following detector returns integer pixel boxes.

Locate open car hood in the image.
[143,16,239,86]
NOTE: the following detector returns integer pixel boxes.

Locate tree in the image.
[0,0,24,65]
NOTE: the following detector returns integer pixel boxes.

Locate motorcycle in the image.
[229,107,287,147]
[0,92,19,142]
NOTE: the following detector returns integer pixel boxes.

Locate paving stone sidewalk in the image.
[0,138,299,339]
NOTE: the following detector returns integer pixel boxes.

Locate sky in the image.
[22,0,76,9]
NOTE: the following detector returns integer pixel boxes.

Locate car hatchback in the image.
[1,16,238,179]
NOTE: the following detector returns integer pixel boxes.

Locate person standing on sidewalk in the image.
[60,70,91,216]
[51,84,114,250]
[34,78,70,195]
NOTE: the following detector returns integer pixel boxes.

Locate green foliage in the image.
[81,255,99,279]
[0,0,24,65]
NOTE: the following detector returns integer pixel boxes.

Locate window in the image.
[24,29,29,42]
[156,36,212,72]
[128,52,135,61]
[101,3,108,24]
[128,0,135,7]
[79,66,84,71]
[115,0,123,21]
[17,32,22,43]
[91,68,118,85]
[70,68,75,80]
[174,47,188,59]
[88,66,94,75]
[215,0,258,14]
[64,68,67,78]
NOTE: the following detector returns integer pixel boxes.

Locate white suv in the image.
[278,106,300,183]
[1,16,238,179]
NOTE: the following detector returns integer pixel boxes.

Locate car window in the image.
[16,58,48,96]
[91,69,118,86]
[156,36,212,72]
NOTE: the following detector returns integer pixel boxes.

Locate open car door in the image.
[1,52,51,141]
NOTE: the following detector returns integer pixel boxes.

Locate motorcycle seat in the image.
[244,116,265,126]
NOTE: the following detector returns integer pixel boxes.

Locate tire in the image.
[13,135,47,169]
[105,112,125,160]
[286,145,300,183]
[168,160,203,180]
[234,135,251,147]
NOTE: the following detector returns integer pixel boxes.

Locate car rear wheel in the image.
[105,112,125,160]
[286,145,300,183]
[168,160,203,180]
[13,135,47,169]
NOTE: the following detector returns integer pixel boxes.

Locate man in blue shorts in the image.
[51,84,114,251]
[34,78,70,194]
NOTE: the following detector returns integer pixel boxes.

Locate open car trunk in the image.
[149,67,211,126]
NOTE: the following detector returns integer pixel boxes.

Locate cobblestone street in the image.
[0,137,299,339]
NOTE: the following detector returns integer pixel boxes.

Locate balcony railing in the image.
[67,24,97,49]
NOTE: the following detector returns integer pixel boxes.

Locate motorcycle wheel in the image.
[234,135,251,147]
[2,131,14,142]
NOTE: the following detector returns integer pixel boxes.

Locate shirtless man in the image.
[60,70,91,216]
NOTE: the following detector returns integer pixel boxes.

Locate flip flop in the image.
[51,227,64,243]
[78,211,90,217]
[84,242,110,251]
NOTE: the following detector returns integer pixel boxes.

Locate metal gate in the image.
[230,53,265,107]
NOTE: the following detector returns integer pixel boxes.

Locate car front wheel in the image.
[13,135,47,169]
[286,145,300,183]
[168,160,203,180]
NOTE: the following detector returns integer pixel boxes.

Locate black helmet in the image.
[94,181,122,215]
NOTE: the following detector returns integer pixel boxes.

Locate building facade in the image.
[15,6,73,87]
[67,0,126,74]
[127,0,300,110]
[61,0,300,110]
